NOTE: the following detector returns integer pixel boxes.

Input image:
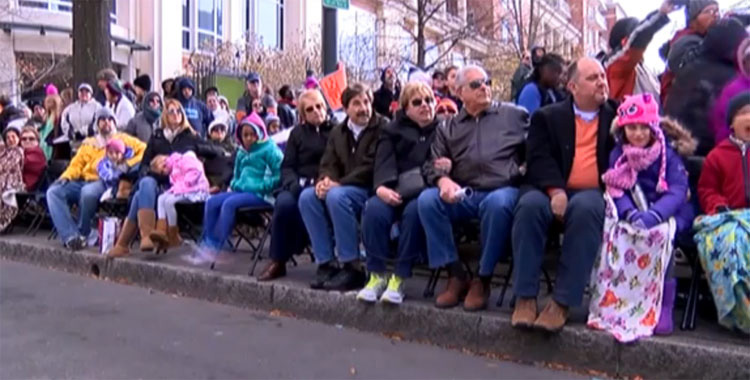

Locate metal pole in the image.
[322,6,338,75]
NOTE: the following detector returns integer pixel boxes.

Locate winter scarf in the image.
[143,92,162,124]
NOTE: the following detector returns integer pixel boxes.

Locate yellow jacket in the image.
[60,133,146,182]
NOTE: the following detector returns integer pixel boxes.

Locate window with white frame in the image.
[19,0,117,19]
[245,0,284,49]
[182,0,224,51]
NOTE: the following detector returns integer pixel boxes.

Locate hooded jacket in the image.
[230,114,284,201]
[124,92,161,143]
[664,18,748,156]
[106,95,136,130]
[97,147,134,188]
[61,98,101,142]
[608,118,696,233]
[710,38,750,144]
[699,137,750,214]
[279,120,334,198]
[318,114,387,188]
[138,126,219,185]
[374,111,438,192]
[165,151,210,195]
[204,119,237,190]
[176,78,213,138]
[425,103,528,191]
[60,132,145,182]
[604,11,670,101]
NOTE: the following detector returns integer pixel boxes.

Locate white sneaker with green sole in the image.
[380,274,405,304]
[356,273,387,303]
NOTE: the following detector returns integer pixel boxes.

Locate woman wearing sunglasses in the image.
[257,89,334,281]
[0,126,25,232]
[108,99,218,257]
[356,81,439,304]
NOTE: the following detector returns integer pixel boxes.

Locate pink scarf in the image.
[602,140,668,197]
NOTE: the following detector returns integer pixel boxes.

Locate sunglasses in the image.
[436,107,456,115]
[468,79,491,90]
[305,103,325,113]
[167,108,181,115]
[410,97,434,108]
[21,136,37,142]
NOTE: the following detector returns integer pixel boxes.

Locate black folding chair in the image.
[210,204,274,274]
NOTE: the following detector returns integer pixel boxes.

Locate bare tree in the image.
[72,0,111,88]
[385,0,500,70]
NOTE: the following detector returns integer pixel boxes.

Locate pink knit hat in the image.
[609,93,668,194]
[106,138,125,154]
[45,83,59,96]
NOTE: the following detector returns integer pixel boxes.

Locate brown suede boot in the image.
[138,209,156,252]
[167,226,183,248]
[511,298,538,329]
[463,278,490,312]
[107,219,137,258]
[150,219,169,249]
[533,300,569,333]
[435,277,469,309]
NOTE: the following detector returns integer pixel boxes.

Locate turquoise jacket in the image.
[230,139,283,202]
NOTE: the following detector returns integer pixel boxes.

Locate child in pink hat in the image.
[588,93,696,342]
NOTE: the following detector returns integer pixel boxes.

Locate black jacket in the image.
[204,136,236,190]
[318,114,386,188]
[277,102,297,130]
[424,103,528,191]
[373,112,437,190]
[525,98,617,191]
[138,127,219,185]
[373,86,399,119]
[280,120,334,197]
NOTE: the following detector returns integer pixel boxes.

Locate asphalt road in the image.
[0,260,586,379]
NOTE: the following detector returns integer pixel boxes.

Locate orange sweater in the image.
[567,116,599,189]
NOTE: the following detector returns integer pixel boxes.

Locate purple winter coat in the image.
[609,144,694,233]
[710,75,750,144]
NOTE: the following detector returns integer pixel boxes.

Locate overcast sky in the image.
[613,0,744,72]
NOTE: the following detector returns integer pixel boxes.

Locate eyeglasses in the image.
[167,108,181,115]
[410,97,435,108]
[468,79,491,90]
[305,103,325,113]
[21,136,37,142]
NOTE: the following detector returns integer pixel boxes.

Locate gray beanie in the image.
[686,0,718,23]
[95,107,116,123]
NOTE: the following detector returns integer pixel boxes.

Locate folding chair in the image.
[175,201,205,243]
[208,204,273,274]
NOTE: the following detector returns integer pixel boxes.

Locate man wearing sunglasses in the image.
[419,65,528,312]
[512,57,617,333]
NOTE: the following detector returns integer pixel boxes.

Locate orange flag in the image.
[319,62,347,110]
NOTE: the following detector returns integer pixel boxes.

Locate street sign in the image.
[323,0,349,10]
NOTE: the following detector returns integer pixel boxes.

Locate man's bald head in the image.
[567,57,609,111]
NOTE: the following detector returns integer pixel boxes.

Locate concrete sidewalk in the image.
[0,233,747,379]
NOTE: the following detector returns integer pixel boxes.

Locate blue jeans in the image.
[362,196,425,278]
[46,180,106,243]
[418,186,519,276]
[127,176,160,222]
[269,190,308,262]
[511,188,604,307]
[298,185,369,264]
[202,191,270,250]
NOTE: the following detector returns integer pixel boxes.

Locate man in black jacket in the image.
[258,89,334,282]
[418,65,529,311]
[372,66,400,119]
[298,83,386,291]
[511,57,616,333]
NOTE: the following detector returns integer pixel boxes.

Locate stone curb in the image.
[1,239,747,379]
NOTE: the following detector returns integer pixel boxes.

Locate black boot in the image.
[310,263,340,290]
[323,262,365,291]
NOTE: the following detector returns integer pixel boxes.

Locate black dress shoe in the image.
[323,267,366,292]
[257,261,286,282]
[310,264,340,289]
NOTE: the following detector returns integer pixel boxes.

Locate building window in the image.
[446,0,459,17]
[245,0,284,49]
[182,0,224,51]
[19,0,117,18]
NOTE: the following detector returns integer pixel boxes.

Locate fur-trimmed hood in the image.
[611,116,697,157]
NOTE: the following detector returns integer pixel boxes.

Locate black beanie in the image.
[133,74,152,92]
[609,18,639,50]
[728,92,750,127]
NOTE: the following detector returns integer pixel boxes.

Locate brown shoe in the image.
[511,298,538,329]
[463,278,490,312]
[167,226,183,248]
[435,277,469,308]
[107,219,137,258]
[150,219,169,249]
[137,209,156,252]
[257,260,287,282]
[533,300,569,333]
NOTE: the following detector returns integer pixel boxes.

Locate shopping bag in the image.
[98,217,122,255]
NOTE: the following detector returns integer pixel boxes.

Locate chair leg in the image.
[497,259,514,308]
[423,269,437,298]
[681,252,701,331]
[249,223,271,276]
[542,267,554,295]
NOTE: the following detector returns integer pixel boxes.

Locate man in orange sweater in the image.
[511,58,617,333]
